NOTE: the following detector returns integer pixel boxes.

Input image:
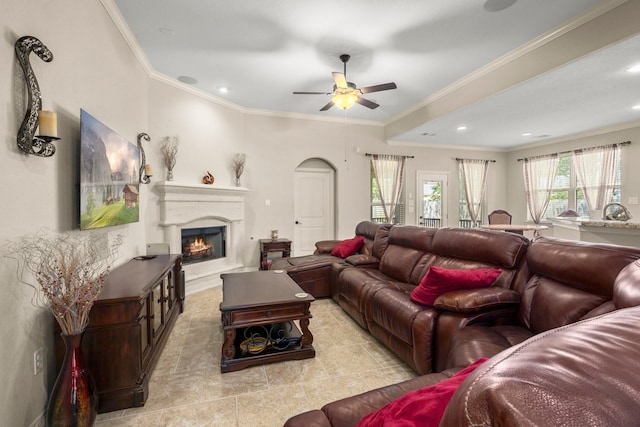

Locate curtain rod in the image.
[455,158,496,162]
[517,140,631,162]
[365,153,414,159]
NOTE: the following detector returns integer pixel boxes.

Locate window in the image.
[541,155,621,220]
[370,163,405,224]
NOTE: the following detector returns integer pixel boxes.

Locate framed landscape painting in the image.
[79,109,140,230]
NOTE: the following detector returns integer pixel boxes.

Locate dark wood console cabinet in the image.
[54,254,184,413]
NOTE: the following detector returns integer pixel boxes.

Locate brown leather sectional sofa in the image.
[277,222,640,426]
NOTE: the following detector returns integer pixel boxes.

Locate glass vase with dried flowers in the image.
[6,231,122,427]
[161,136,179,181]
[232,153,246,187]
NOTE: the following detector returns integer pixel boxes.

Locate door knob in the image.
[295,221,301,224]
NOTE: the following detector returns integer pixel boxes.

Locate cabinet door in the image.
[139,296,152,365]
[164,270,174,311]
[152,282,163,339]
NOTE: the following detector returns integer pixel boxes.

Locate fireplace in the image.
[156,181,248,296]
[181,226,226,265]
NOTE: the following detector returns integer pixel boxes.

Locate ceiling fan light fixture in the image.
[332,90,358,110]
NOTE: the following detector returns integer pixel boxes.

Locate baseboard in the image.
[29,412,45,427]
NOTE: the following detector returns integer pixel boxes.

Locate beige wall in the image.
[1,1,149,425]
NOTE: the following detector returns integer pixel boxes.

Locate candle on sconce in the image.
[144,164,153,176]
[38,110,57,137]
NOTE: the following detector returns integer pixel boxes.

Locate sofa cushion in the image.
[357,358,488,427]
[520,237,640,332]
[331,236,365,258]
[378,226,437,283]
[411,267,502,306]
[315,239,341,254]
[431,228,529,269]
[613,260,640,309]
[441,307,640,427]
[433,287,521,313]
[446,325,534,369]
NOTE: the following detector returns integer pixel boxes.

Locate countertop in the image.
[550,218,640,230]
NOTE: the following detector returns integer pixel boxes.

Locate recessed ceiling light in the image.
[522,132,533,137]
[457,126,467,131]
[177,75,198,85]
[483,0,517,12]
[218,87,229,94]
[158,27,174,36]
[626,64,640,73]
[633,104,640,110]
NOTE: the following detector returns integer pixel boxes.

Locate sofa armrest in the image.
[433,288,520,314]
[315,240,341,254]
[345,254,380,268]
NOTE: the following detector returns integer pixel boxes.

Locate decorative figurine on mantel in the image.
[202,171,214,184]
[232,153,246,187]
[161,136,179,181]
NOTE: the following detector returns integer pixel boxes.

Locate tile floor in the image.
[95,285,417,426]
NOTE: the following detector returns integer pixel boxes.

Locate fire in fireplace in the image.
[181,226,226,264]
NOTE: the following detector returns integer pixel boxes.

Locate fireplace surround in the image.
[156,181,248,294]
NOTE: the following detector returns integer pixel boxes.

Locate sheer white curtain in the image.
[523,154,559,224]
[572,144,619,211]
[371,155,406,223]
[458,159,490,226]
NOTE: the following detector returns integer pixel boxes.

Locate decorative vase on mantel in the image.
[46,333,97,427]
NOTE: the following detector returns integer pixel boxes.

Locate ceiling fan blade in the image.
[356,97,379,109]
[293,91,331,95]
[359,82,397,94]
[320,101,335,111]
[332,72,347,89]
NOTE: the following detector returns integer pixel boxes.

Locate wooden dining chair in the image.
[488,209,512,225]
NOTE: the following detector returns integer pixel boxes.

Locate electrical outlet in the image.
[33,347,44,375]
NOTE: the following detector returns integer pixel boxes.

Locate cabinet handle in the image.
[149,314,155,320]
[158,297,168,303]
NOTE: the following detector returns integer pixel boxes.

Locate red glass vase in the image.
[46,333,97,427]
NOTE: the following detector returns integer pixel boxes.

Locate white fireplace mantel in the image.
[155,181,249,226]
[155,181,249,294]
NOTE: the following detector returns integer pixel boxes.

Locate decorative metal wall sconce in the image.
[138,133,152,184]
[15,36,58,157]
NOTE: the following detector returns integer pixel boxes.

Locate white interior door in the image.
[294,168,335,256]
[416,171,448,228]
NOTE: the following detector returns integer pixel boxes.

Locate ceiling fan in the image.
[293,54,397,111]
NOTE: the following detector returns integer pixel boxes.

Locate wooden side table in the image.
[259,238,292,270]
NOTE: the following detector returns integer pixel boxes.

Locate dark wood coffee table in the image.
[219,270,315,372]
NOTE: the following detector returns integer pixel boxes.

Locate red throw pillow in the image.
[410,266,501,306]
[357,358,488,427]
[331,236,365,258]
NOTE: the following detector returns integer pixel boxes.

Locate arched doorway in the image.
[293,158,336,256]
